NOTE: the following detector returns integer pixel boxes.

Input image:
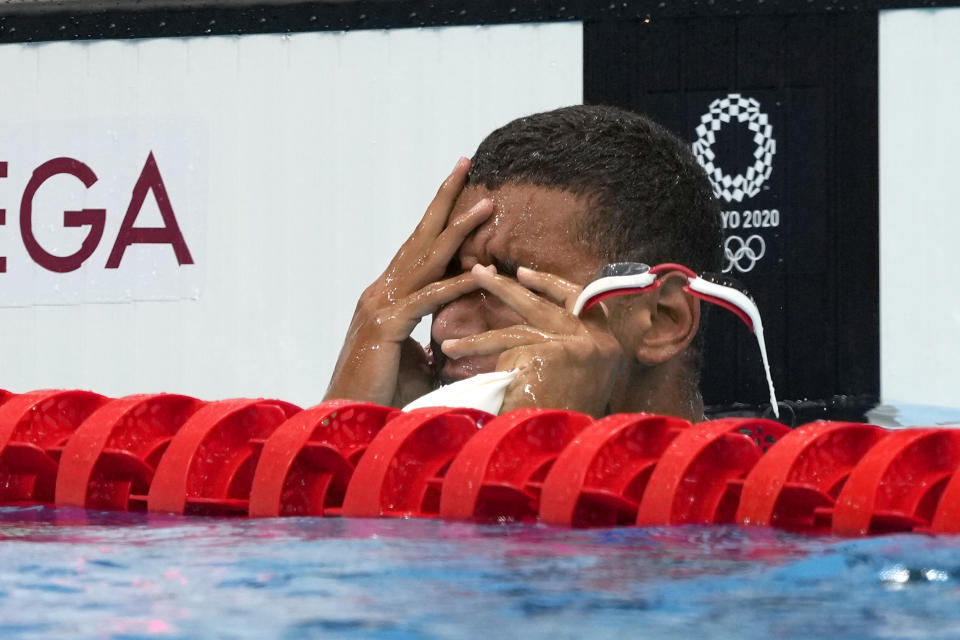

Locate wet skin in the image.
[430,181,630,417]
[324,158,623,415]
[432,184,607,383]
[324,158,489,409]
[324,158,698,418]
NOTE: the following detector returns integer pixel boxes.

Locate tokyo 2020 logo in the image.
[692,93,776,204]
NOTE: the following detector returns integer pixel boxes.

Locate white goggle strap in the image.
[571,272,659,317]
[686,276,778,417]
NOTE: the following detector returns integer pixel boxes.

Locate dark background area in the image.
[0,0,956,37]
[584,14,879,420]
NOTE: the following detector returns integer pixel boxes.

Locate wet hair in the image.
[468,105,723,386]
[468,104,722,273]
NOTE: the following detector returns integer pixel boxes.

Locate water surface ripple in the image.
[2,506,959,639]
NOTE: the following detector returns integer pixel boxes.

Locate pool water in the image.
[3,507,960,639]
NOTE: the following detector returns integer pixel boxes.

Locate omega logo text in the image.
[0,152,192,274]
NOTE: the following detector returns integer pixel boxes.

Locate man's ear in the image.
[610,272,700,366]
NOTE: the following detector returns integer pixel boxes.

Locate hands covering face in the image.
[441,264,624,417]
[324,158,493,407]
[325,158,627,416]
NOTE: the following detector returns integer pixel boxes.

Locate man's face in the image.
[430,183,604,384]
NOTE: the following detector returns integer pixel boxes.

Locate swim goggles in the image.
[406,262,778,418]
[573,262,778,417]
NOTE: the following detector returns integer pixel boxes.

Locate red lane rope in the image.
[0,388,957,536]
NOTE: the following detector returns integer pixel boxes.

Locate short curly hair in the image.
[468,104,722,274]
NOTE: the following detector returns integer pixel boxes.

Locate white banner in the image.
[0,118,205,305]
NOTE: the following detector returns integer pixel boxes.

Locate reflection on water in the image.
[2,506,960,639]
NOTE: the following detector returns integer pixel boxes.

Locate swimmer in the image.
[325,105,722,421]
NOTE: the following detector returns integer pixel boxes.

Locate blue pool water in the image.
[3,506,960,639]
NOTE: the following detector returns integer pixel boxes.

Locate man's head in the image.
[468,105,722,274]
[431,105,722,416]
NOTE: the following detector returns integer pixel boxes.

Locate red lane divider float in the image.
[248,400,396,517]
[148,398,300,515]
[0,390,109,505]
[930,452,960,534]
[539,413,691,527]
[6,388,960,538]
[439,409,594,523]
[831,428,960,536]
[736,421,887,533]
[637,418,790,526]
[341,407,492,518]
[55,394,206,511]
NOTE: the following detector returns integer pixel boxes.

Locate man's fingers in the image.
[516,266,583,312]
[417,157,471,239]
[385,158,480,290]
[440,325,554,360]
[471,264,579,334]
[419,197,493,279]
[397,272,480,322]
[517,265,612,328]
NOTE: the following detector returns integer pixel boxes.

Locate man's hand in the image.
[439,264,624,417]
[325,158,493,407]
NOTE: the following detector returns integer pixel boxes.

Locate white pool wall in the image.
[880,8,960,408]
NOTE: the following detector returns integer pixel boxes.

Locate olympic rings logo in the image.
[692,93,776,203]
[723,234,766,273]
